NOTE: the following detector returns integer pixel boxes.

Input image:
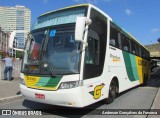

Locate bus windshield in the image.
[21,6,88,76]
[22,25,81,75]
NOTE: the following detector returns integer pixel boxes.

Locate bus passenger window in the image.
[110,39,116,46]
[124,46,128,51]
[141,49,145,58]
[110,25,119,48]
[138,47,142,57]
[122,35,130,52]
[131,40,139,55]
[132,50,135,54]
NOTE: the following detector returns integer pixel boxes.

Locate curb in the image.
[150,87,160,109]
[147,87,160,118]
[0,95,23,103]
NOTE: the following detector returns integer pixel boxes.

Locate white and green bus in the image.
[19,4,150,107]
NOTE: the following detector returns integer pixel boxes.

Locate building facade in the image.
[0,5,31,48]
[0,27,8,59]
[145,43,160,58]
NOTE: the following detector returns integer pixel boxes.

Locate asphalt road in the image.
[0,68,160,118]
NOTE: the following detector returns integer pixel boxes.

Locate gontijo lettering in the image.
[110,54,121,62]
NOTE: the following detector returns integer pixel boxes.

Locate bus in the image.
[18,4,150,108]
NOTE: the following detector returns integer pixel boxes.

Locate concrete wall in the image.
[0,60,22,79]
[145,43,160,57]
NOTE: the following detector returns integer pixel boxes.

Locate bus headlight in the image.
[59,81,83,89]
[20,78,25,85]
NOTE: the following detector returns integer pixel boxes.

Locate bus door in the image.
[81,10,108,105]
[82,29,104,104]
[82,29,105,104]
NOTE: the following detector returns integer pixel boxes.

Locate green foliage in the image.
[16,51,23,59]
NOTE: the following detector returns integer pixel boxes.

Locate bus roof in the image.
[39,4,112,20]
[39,4,89,17]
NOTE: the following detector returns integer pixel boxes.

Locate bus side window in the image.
[141,49,146,59]
[122,34,130,52]
[145,50,150,60]
[138,47,142,57]
[134,43,139,56]
[110,25,119,48]
[110,39,115,46]
[131,40,138,55]
[118,33,122,49]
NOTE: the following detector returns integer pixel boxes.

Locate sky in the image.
[0,0,160,45]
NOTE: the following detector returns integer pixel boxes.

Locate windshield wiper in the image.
[24,30,55,77]
[25,34,39,74]
[40,30,56,77]
[41,53,55,77]
[24,33,45,75]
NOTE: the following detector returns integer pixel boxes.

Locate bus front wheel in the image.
[104,80,118,104]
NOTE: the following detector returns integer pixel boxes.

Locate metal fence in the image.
[0,60,22,79]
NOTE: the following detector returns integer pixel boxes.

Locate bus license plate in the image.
[35,93,45,99]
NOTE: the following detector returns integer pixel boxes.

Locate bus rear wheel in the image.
[104,80,117,104]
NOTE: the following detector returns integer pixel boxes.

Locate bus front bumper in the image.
[20,84,84,108]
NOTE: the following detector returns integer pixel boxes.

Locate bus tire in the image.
[104,79,118,104]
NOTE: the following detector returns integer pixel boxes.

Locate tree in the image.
[16,51,23,59]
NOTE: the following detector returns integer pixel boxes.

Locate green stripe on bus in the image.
[130,55,139,81]
[36,76,62,87]
[122,51,139,81]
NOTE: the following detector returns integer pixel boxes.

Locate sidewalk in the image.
[0,78,22,103]
[148,67,160,117]
[148,87,160,118]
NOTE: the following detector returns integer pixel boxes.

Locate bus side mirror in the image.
[75,17,92,46]
[9,31,16,49]
[8,30,28,52]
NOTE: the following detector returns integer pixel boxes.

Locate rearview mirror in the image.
[8,30,28,51]
[9,31,16,49]
[75,17,92,46]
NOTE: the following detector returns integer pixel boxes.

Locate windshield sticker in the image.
[50,30,56,37]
